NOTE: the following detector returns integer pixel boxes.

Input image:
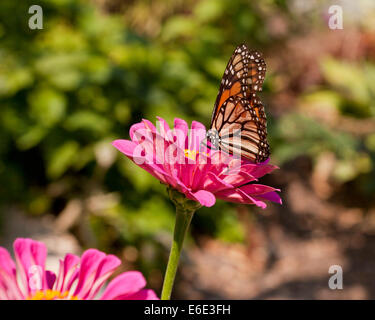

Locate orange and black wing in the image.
[212,95,269,163]
[210,44,269,163]
[210,44,266,125]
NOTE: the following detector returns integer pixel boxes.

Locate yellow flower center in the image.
[184,149,209,161]
[27,289,79,300]
[184,149,197,160]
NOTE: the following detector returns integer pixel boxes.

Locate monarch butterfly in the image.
[206,44,270,163]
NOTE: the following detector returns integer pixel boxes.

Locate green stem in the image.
[161,206,194,300]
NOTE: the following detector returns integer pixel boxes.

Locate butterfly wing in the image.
[210,44,269,163]
[213,96,269,162]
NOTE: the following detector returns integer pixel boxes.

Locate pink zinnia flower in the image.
[0,238,158,300]
[112,117,281,208]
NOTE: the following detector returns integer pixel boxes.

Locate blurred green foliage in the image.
[1,0,271,251]
[1,0,375,286]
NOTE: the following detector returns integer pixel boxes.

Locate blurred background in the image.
[1,0,375,299]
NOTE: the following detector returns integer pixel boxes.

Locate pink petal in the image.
[112,139,137,157]
[14,238,47,295]
[190,155,212,190]
[124,289,159,300]
[73,249,107,298]
[156,116,171,139]
[188,121,206,152]
[174,118,188,135]
[55,253,80,292]
[0,247,16,276]
[84,254,122,300]
[142,119,157,132]
[190,190,216,207]
[113,138,176,186]
[178,121,206,186]
[205,172,234,192]
[171,174,192,195]
[241,163,278,178]
[216,188,267,208]
[45,271,56,289]
[112,139,154,165]
[239,184,280,195]
[128,128,157,163]
[162,142,186,183]
[129,122,146,140]
[0,247,23,299]
[100,271,146,300]
[173,118,188,149]
[141,163,174,186]
[178,162,195,186]
[153,132,176,169]
[254,191,283,204]
[221,170,258,187]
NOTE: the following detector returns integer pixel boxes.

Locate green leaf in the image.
[17,126,47,150]
[28,88,66,127]
[64,111,112,134]
[47,141,79,179]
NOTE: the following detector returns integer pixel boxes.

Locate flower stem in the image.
[161,205,195,300]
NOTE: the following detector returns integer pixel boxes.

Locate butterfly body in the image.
[206,44,270,163]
